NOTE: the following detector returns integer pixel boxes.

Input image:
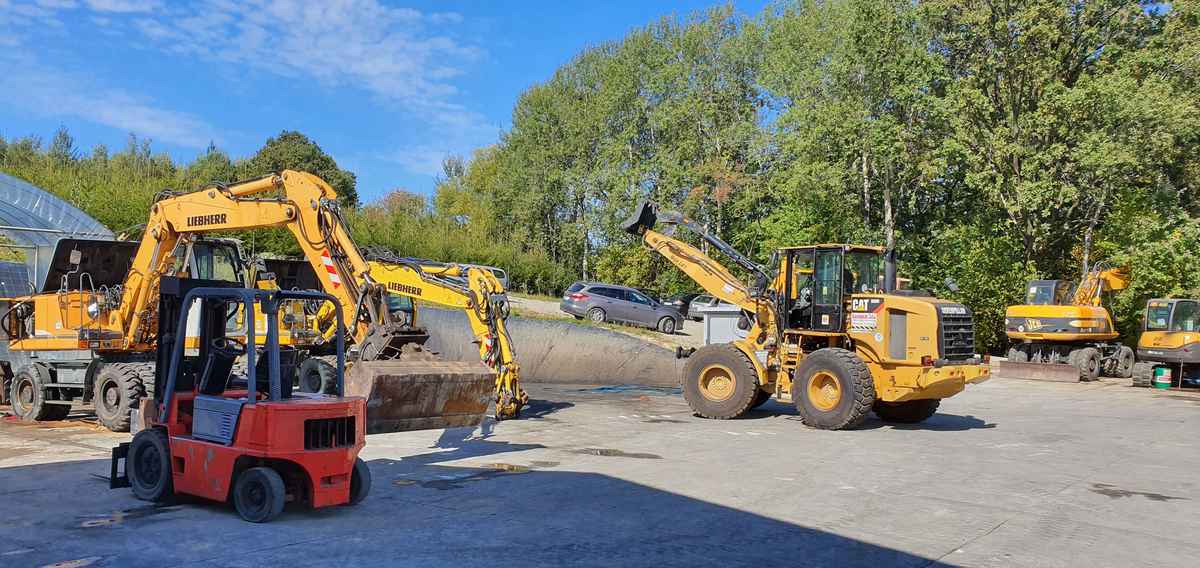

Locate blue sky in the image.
[0,0,768,202]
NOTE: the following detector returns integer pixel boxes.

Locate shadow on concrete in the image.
[0,454,949,568]
[861,413,997,432]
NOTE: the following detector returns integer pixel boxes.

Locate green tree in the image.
[238,131,358,207]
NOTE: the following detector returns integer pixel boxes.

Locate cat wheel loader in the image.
[1131,298,1200,389]
[623,202,990,429]
[1001,264,1133,382]
[110,277,369,523]
[3,171,494,433]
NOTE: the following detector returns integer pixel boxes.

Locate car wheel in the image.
[657,317,676,334]
[588,307,606,323]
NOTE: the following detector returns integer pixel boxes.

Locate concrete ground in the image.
[1,378,1198,567]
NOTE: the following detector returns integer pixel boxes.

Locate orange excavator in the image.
[3,171,496,432]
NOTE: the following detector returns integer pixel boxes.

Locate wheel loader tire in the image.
[1074,347,1101,381]
[1131,362,1154,387]
[93,363,149,432]
[233,467,286,523]
[681,344,761,419]
[1115,346,1135,378]
[9,366,65,422]
[298,356,338,394]
[129,428,173,502]
[751,389,772,409]
[1007,346,1028,363]
[657,317,676,334]
[794,348,875,430]
[349,457,371,506]
[873,399,940,424]
[588,307,606,323]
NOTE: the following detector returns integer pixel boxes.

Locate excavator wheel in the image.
[1131,362,1154,387]
[1115,346,1135,378]
[873,399,940,424]
[9,365,69,422]
[93,363,151,432]
[794,348,875,430]
[298,356,338,394]
[1006,346,1029,363]
[1072,347,1101,381]
[681,344,761,419]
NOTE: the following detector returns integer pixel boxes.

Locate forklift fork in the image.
[110,442,131,489]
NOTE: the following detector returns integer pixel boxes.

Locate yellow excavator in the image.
[1131,299,1200,388]
[275,252,528,419]
[3,171,496,432]
[1003,263,1133,381]
[624,202,990,429]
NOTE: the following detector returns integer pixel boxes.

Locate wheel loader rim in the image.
[698,363,737,402]
[807,370,842,412]
[14,376,35,412]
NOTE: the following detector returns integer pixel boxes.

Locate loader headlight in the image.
[86,300,100,319]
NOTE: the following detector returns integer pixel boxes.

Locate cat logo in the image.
[386,282,423,296]
[186,213,227,227]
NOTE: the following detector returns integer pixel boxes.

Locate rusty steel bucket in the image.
[992,360,1082,382]
[345,360,494,434]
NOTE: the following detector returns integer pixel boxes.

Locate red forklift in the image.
[111,277,370,522]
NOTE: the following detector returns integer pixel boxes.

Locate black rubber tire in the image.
[349,457,371,506]
[1131,362,1154,387]
[681,344,761,419]
[1074,347,1101,381]
[129,428,173,502]
[588,307,606,323]
[1006,346,1028,363]
[750,389,772,409]
[1115,346,1135,378]
[657,317,676,334]
[794,348,875,430]
[93,363,148,432]
[873,399,941,424]
[9,366,59,422]
[298,356,337,394]
[233,467,286,523]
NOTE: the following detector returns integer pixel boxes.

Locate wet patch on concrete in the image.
[42,556,103,568]
[1089,483,1189,502]
[393,461,560,490]
[584,385,681,397]
[643,418,686,424]
[571,448,662,459]
[77,504,182,528]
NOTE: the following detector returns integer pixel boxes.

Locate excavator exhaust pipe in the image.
[345,360,494,434]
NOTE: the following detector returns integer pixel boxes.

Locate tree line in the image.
[3,0,1199,354]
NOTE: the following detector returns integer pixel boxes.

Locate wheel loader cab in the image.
[782,245,885,332]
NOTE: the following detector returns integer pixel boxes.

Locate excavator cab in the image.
[1024,280,1072,306]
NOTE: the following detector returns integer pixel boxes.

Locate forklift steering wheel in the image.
[211,337,247,357]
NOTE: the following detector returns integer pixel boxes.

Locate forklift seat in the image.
[197,346,237,396]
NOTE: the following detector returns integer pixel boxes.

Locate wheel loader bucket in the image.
[345,360,494,434]
[622,200,658,235]
[992,360,1082,382]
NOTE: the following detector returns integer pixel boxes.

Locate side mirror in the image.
[944,278,960,293]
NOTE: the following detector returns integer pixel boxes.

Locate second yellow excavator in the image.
[1003,263,1134,381]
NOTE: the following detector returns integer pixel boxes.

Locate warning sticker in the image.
[850,312,878,332]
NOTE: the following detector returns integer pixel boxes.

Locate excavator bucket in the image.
[345,360,494,434]
[992,360,1082,382]
[622,201,658,235]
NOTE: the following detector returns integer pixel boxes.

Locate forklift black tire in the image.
[1131,362,1154,387]
[9,366,65,422]
[234,467,286,523]
[681,344,761,419]
[93,364,147,432]
[873,399,941,424]
[349,458,371,506]
[750,389,772,409]
[794,348,875,430]
[1074,347,1101,381]
[298,357,337,394]
[129,428,173,502]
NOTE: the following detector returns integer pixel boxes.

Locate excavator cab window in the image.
[1170,301,1200,332]
[1026,280,1069,305]
[1145,301,1172,331]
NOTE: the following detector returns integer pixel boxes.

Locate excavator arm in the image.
[363,254,527,419]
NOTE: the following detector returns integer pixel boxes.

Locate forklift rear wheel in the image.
[129,428,173,502]
[234,467,286,523]
[794,348,875,430]
[349,458,371,505]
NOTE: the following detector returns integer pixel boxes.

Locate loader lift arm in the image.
[360,251,527,418]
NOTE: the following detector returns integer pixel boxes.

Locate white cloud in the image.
[84,0,160,12]
[0,53,220,148]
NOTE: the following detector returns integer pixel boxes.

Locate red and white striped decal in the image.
[321,249,341,288]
